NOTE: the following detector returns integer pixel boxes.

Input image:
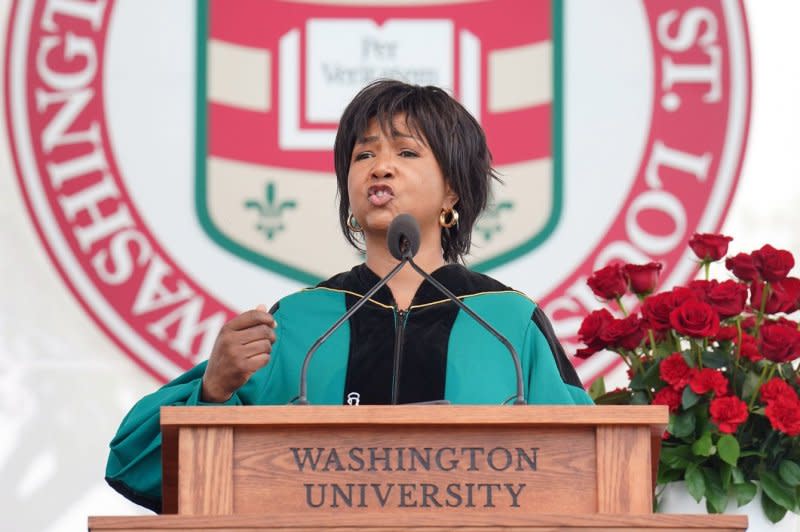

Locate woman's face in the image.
[347,115,457,246]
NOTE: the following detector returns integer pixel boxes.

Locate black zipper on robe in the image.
[390,308,409,404]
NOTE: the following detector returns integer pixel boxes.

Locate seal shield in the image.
[196,0,561,283]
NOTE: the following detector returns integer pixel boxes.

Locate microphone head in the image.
[387,214,421,260]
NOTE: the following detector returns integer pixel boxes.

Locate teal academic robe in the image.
[106,264,592,511]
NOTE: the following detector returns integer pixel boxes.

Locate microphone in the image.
[294,215,415,405]
[387,213,421,260]
[390,216,527,405]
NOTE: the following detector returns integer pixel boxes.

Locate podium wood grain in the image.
[91,405,746,531]
[161,406,664,517]
[178,427,233,515]
[89,513,748,531]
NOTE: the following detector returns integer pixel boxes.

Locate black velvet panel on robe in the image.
[318,264,511,405]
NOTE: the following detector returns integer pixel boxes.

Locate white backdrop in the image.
[0,1,798,530]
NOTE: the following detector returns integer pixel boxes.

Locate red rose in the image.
[750,281,785,314]
[574,347,598,359]
[641,292,676,332]
[688,280,716,303]
[688,233,733,262]
[642,288,697,332]
[653,387,682,413]
[750,279,800,314]
[715,325,738,342]
[776,278,800,313]
[760,378,797,404]
[578,308,614,351]
[669,300,720,338]
[706,280,748,318]
[772,277,800,314]
[710,396,749,434]
[659,353,692,391]
[753,244,795,283]
[765,395,800,436]
[623,262,663,296]
[735,333,762,362]
[726,253,759,282]
[776,316,800,328]
[759,322,800,363]
[671,286,699,306]
[752,278,800,314]
[599,315,645,350]
[587,264,628,300]
[689,368,728,396]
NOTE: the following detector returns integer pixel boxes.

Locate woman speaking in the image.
[105,80,593,512]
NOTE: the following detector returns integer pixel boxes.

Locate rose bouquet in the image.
[579,234,800,522]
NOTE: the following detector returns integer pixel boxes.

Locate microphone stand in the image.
[406,258,527,405]
[294,258,409,405]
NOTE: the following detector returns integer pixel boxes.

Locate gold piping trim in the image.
[301,286,395,309]
[302,286,534,311]
[409,290,533,310]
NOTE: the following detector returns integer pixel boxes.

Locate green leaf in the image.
[702,349,729,369]
[702,468,727,513]
[593,389,633,405]
[660,445,693,469]
[742,372,761,403]
[691,431,714,457]
[760,470,796,511]
[719,463,732,491]
[587,377,606,400]
[631,390,650,405]
[740,450,767,459]
[629,372,646,391]
[733,481,757,507]
[653,343,673,358]
[681,387,701,410]
[685,463,706,503]
[658,467,683,484]
[669,411,696,439]
[732,369,746,397]
[717,434,740,466]
[731,466,745,484]
[630,362,661,391]
[779,460,800,487]
[762,491,789,523]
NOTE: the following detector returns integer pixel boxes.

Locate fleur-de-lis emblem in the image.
[243,182,298,240]
[475,201,514,241]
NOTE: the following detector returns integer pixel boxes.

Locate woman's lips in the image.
[367,185,394,207]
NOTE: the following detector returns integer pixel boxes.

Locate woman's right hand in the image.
[201,304,277,402]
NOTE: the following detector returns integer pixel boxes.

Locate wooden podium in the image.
[89,405,747,531]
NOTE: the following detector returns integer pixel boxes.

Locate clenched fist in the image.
[201,304,277,402]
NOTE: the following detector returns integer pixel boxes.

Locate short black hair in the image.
[334,79,499,263]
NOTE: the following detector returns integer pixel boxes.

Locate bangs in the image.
[352,95,431,148]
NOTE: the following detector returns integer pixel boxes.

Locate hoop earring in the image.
[347,213,363,233]
[439,208,459,229]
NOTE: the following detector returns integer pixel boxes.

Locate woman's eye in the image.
[399,150,418,158]
[353,152,372,161]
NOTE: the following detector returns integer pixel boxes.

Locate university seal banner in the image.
[5,0,751,385]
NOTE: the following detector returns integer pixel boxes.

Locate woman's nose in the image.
[370,152,394,179]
